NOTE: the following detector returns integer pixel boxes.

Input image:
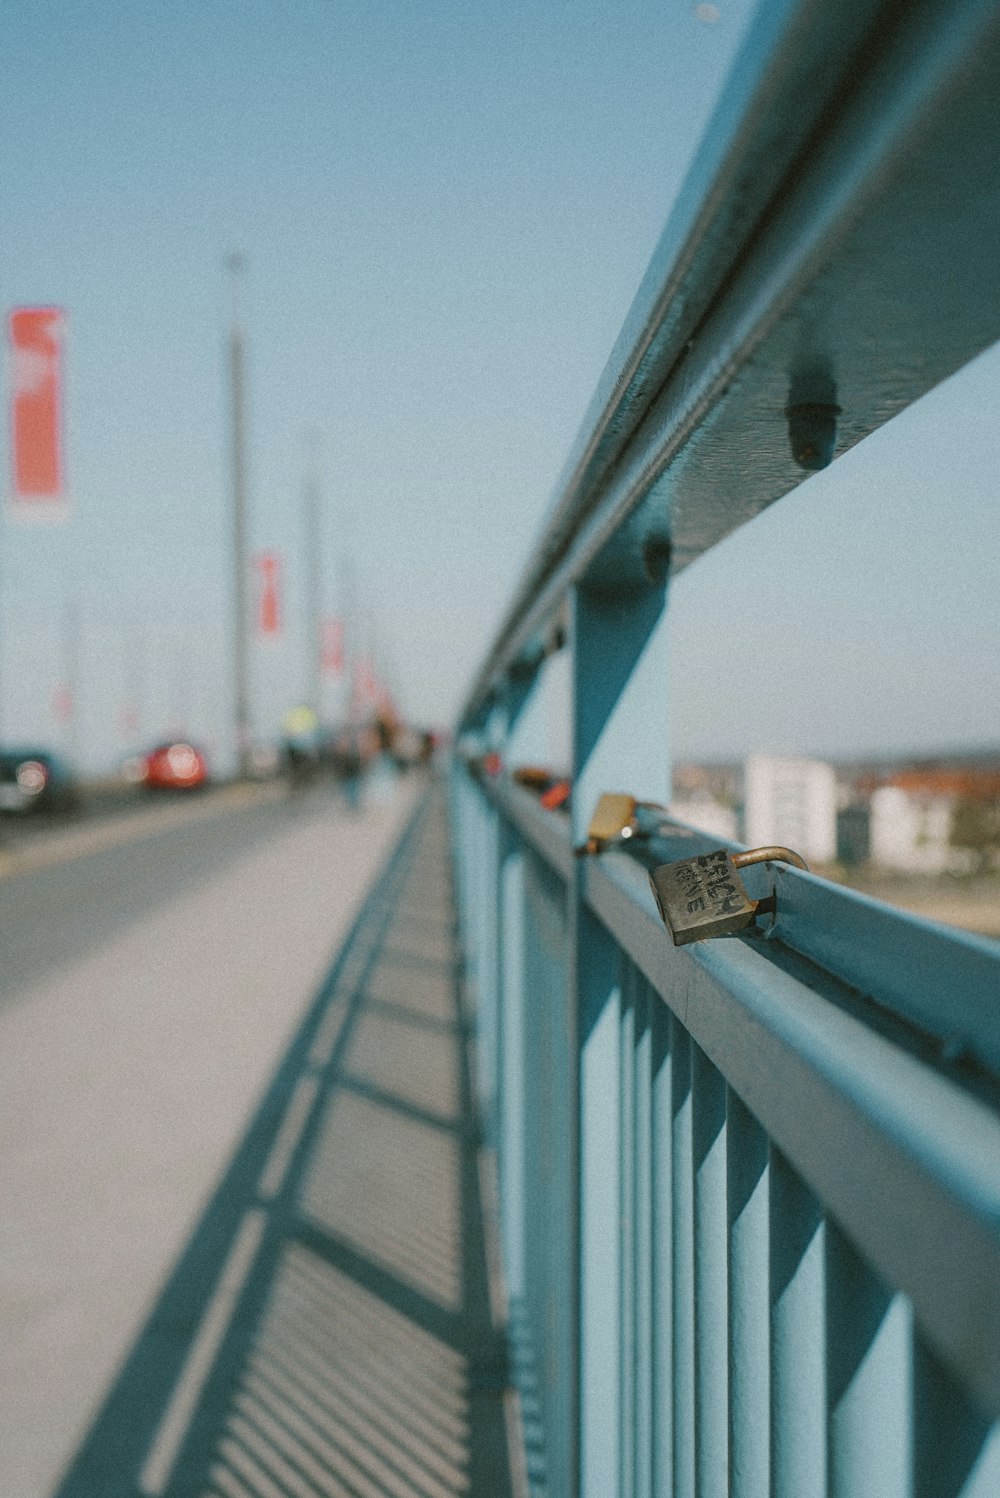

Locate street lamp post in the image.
[227,253,252,776]
[303,431,323,727]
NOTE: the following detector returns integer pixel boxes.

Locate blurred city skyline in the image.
[1,0,997,771]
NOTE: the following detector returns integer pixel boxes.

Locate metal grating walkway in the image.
[55,787,517,1498]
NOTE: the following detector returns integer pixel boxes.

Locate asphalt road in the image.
[0,779,345,1005]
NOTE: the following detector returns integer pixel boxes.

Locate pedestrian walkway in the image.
[1,782,420,1498]
[53,787,519,1498]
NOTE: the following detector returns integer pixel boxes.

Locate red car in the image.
[141,742,209,790]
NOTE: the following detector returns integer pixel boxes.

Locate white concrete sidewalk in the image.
[0,784,419,1498]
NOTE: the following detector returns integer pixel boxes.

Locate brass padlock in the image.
[649,845,808,945]
[575,792,666,857]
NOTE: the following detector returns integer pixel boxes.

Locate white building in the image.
[744,755,837,864]
[869,785,958,873]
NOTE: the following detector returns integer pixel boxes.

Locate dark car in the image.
[0,749,80,815]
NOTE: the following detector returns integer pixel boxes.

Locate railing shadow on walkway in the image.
[54,788,516,1498]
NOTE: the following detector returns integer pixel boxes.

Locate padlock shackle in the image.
[731,845,809,872]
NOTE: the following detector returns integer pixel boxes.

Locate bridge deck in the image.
[54,788,517,1498]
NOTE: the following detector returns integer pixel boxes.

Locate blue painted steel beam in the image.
[571,579,671,1498]
[569,583,670,847]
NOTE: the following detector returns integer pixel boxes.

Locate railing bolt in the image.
[642,536,672,584]
[786,401,840,470]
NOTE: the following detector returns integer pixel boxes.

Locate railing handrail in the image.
[451,4,1000,1490]
[464,761,1000,1416]
[459,0,1000,725]
[472,762,1000,1071]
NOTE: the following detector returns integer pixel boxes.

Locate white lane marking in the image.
[138,1208,267,1497]
[257,1075,321,1201]
[0,782,286,880]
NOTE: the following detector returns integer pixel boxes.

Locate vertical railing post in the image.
[452,720,487,987]
[497,662,549,1306]
[498,824,527,1299]
[460,702,507,1142]
[571,571,670,1498]
[826,1223,911,1498]
[770,1151,826,1498]
[727,1089,770,1498]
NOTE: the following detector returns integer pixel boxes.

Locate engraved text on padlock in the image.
[649,849,758,945]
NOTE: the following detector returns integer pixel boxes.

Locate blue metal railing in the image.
[450,1,1000,1494]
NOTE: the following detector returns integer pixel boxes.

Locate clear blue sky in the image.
[0,0,996,769]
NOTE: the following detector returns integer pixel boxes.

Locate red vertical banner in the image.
[321,617,345,677]
[52,684,74,722]
[9,307,66,513]
[253,552,282,637]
